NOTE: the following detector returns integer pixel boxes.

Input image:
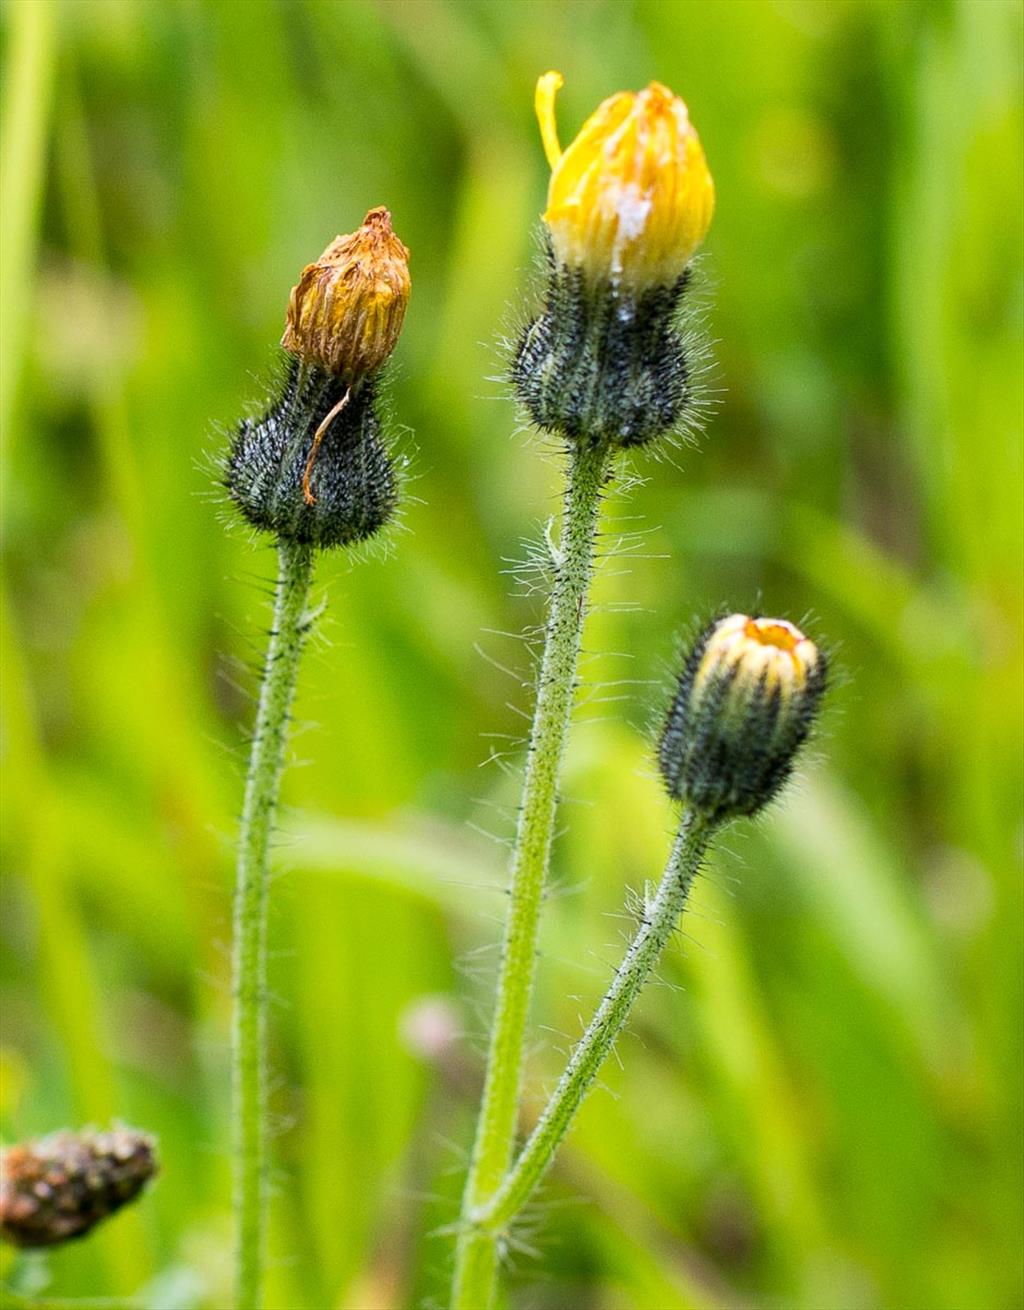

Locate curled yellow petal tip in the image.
[535,71,565,169]
[535,73,714,290]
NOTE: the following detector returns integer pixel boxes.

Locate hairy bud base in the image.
[512,257,690,449]
[659,614,827,823]
[227,359,397,549]
[0,1128,157,1249]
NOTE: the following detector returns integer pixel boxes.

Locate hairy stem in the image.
[452,443,610,1310]
[232,538,315,1310]
[476,811,708,1235]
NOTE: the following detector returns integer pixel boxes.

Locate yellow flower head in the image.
[281,207,411,378]
[695,614,820,703]
[535,71,714,289]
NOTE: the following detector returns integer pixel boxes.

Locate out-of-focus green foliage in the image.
[1,1,1021,1307]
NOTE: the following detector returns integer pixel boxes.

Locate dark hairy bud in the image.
[659,614,827,824]
[227,360,397,549]
[0,1127,157,1248]
[226,206,410,546]
[511,259,691,449]
[513,72,714,452]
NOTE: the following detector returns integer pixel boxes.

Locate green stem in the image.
[475,811,708,1235]
[452,443,610,1310]
[232,538,315,1310]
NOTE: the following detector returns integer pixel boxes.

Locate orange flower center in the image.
[743,619,801,652]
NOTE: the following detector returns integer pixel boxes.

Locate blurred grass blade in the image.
[0,589,149,1294]
[0,0,56,465]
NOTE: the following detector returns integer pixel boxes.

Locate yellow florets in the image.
[535,71,714,290]
[695,614,819,699]
[281,207,411,378]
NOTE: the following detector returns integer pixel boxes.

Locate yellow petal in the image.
[534,70,565,169]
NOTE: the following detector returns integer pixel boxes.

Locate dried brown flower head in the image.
[0,1127,158,1248]
[280,206,411,378]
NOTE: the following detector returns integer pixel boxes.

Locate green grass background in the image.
[1,1,1021,1307]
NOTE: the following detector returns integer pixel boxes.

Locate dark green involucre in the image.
[227,358,397,550]
[511,252,692,450]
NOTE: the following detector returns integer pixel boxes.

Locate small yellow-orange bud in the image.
[535,71,714,289]
[281,207,411,378]
[660,614,826,823]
